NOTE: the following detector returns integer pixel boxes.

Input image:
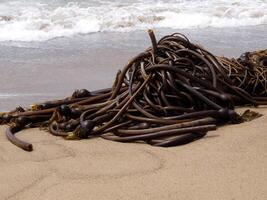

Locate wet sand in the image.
[0,107,266,199]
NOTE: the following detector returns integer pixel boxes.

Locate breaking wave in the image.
[0,0,266,41]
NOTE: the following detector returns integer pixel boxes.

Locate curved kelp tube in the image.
[6,126,33,151]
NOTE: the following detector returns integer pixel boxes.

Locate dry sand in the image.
[0,107,266,200]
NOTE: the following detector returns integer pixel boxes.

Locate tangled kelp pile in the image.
[1,30,267,151]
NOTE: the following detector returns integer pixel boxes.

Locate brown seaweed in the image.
[1,30,266,151]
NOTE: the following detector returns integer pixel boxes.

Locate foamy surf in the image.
[0,0,266,42]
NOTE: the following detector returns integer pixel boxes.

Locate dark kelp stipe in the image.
[1,30,267,151]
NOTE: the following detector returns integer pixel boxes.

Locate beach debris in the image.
[1,30,267,151]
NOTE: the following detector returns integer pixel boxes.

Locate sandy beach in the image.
[0,2,267,198]
[1,26,267,199]
[0,106,266,199]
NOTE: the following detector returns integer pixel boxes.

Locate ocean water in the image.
[0,1,266,110]
[0,0,266,41]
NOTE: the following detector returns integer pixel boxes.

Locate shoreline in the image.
[1,25,267,111]
[0,25,267,199]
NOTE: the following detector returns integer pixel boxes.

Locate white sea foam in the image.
[0,93,56,98]
[0,0,266,41]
